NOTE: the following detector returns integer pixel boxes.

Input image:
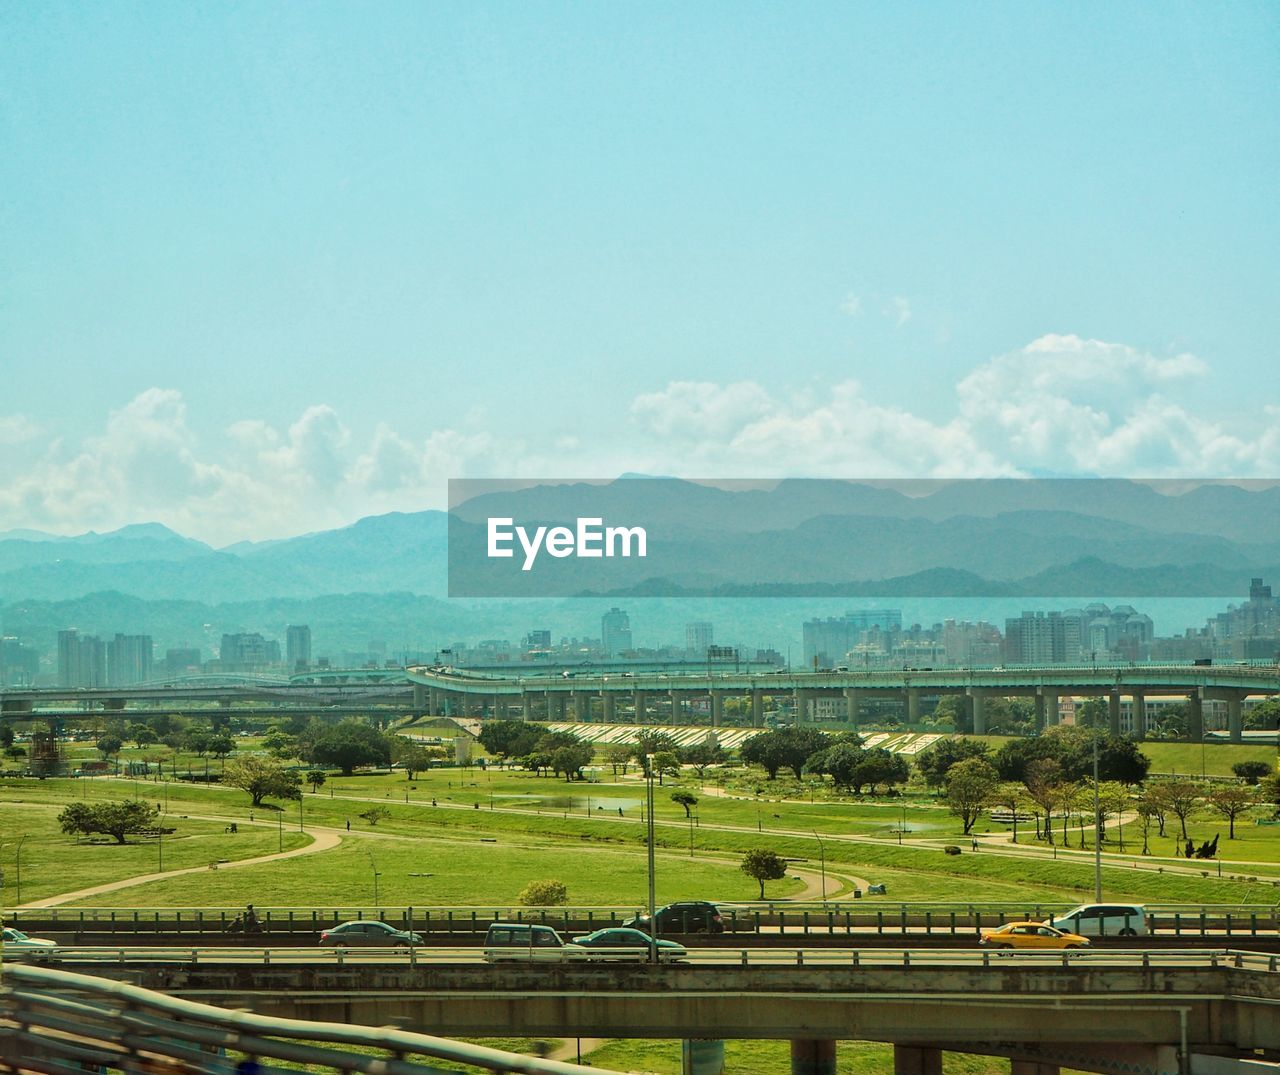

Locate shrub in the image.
[518,879,568,906]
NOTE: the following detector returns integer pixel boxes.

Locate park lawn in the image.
[1139,741,1277,777]
[1109,812,1280,868]
[63,830,799,908]
[0,799,308,906]
[582,1038,1094,1075]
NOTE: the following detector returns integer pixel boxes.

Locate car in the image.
[978,922,1091,951]
[624,900,726,935]
[2,926,58,960]
[571,927,688,964]
[318,921,424,948]
[1049,903,1147,938]
[483,922,579,962]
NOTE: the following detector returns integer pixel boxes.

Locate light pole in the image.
[812,831,827,904]
[277,809,283,853]
[298,794,304,833]
[157,826,163,873]
[1093,732,1102,903]
[645,753,656,939]
[899,805,906,846]
[689,811,695,857]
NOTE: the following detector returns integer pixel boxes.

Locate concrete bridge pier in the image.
[1108,691,1122,736]
[893,1045,942,1075]
[794,688,810,723]
[670,689,684,723]
[682,1038,725,1075]
[521,692,531,721]
[496,697,509,720]
[1188,688,1205,741]
[635,690,647,723]
[1043,690,1059,727]
[906,688,921,725]
[574,692,590,722]
[602,692,616,723]
[1034,692,1046,732]
[412,684,426,718]
[790,1038,836,1075]
[1131,690,1146,740]
[1227,691,1243,743]
[844,687,860,728]
[969,690,987,735]
[710,690,724,728]
[751,689,764,727]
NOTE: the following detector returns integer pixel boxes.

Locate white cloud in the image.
[840,294,863,317]
[885,296,911,328]
[2,335,1278,543]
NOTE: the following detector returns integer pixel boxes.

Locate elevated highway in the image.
[408,662,1280,741]
[22,948,1280,1075]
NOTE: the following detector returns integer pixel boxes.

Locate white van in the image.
[1050,904,1147,937]
[483,922,578,963]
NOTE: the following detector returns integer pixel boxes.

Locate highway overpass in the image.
[408,663,1280,742]
[23,947,1280,1075]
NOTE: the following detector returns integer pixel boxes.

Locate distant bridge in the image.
[408,663,1280,742]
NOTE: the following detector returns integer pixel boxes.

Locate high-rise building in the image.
[601,607,632,657]
[219,633,279,670]
[0,637,40,686]
[164,647,202,675]
[523,629,552,651]
[802,610,902,668]
[286,625,312,672]
[685,622,714,655]
[57,629,104,688]
[107,634,153,686]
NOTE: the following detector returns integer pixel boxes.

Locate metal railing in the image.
[10,945,1280,972]
[0,962,613,1074]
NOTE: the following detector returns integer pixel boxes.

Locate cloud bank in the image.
[3,335,1277,545]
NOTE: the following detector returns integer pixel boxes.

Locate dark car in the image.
[319,920,424,948]
[624,900,725,935]
[572,927,688,963]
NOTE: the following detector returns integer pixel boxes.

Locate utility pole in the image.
[1093,732,1102,903]
[646,753,656,945]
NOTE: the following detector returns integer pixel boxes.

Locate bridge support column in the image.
[751,689,764,727]
[1131,690,1146,740]
[710,690,724,728]
[844,687,859,727]
[574,692,589,722]
[893,1045,942,1075]
[1010,1063,1059,1075]
[682,1039,725,1075]
[789,1038,836,1075]
[1043,690,1058,727]
[496,697,509,720]
[521,692,531,721]
[602,692,616,723]
[1227,690,1243,743]
[635,690,646,723]
[969,690,986,736]
[794,688,809,723]
[1188,688,1204,741]
[670,689,683,723]
[906,688,920,725]
[1108,691,1121,735]
[412,684,426,718]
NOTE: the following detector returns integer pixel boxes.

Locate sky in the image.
[2,2,1278,546]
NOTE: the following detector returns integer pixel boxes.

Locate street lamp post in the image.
[277,810,283,853]
[645,753,656,943]
[157,826,163,873]
[1093,732,1102,903]
[16,834,28,907]
[299,795,304,833]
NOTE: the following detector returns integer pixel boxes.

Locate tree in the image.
[850,748,909,795]
[992,782,1028,843]
[222,756,303,807]
[96,735,123,759]
[1023,758,1064,844]
[58,800,160,844]
[1134,800,1156,855]
[944,758,998,835]
[262,728,299,760]
[127,723,156,748]
[1243,698,1280,731]
[631,730,679,775]
[308,720,393,775]
[650,750,681,785]
[1206,784,1255,838]
[0,724,13,750]
[306,769,327,793]
[671,790,699,817]
[680,741,728,778]
[478,720,541,763]
[518,879,567,906]
[741,727,831,780]
[1161,780,1203,841]
[740,848,788,899]
[1260,773,1280,818]
[806,743,866,790]
[1096,782,1132,850]
[1139,781,1172,838]
[551,742,595,781]
[358,806,391,826]
[603,743,633,776]
[915,738,990,788]
[522,750,553,777]
[1074,697,1108,730]
[1232,760,1272,785]
[207,734,236,761]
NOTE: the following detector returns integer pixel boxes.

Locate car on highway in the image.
[624,900,726,935]
[483,922,579,962]
[1049,903,1147,938]
[2,926,58,960]
[571,927,688,963]
[318,921,424,949]
[978,922,1091,951]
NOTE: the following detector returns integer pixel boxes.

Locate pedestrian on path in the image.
[345,818,350,831]
[971,837,978,851]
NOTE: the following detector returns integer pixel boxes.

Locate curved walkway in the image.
[21,822,340,909]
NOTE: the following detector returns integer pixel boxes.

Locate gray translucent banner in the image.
[447,477,1280,598]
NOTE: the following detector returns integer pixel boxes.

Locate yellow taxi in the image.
[978,921,1091,951]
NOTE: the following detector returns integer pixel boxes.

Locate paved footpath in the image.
[19,819,341,909]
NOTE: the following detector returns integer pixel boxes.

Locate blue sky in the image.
[2,2,1278,544]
